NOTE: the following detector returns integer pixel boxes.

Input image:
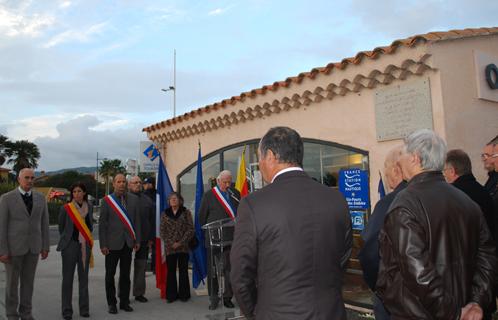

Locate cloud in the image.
[43,21,108,48]
[33,115,147,171]
[350,0,498,39]
[59,1,72,9]
[208,7,228,16]
[0,4,55,38]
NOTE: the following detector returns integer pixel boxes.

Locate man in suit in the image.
[443,148,496,320]
[483,136,498,197]
[199,170,240,310]
[359,146,406,320]
[99,174,141,314]
[230,127,353,320]
[127,175,155,303]
[0,168,50,320]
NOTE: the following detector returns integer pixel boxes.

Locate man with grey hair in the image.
[377,129,496,320]
[199,169,240,310]
[0,168,50,320]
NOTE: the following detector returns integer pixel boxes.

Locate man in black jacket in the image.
[443,149,496,320]
[483,136,498,197]
[231,127,352,320]
[359,146,406,320]
[199,170,240,310]
[377,129,496,320]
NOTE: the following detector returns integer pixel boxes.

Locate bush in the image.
[48,202,63,225]
[0,182,16,196]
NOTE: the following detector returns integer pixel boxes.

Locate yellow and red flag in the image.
[235,147,249,197]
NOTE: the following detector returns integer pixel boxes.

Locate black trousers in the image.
[105,245,132,307]
[207,247,232,302]
[166,253,190,301]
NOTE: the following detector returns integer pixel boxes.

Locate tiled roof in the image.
[143,26,498,133]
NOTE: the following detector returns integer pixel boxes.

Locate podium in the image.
[202,218,244,319]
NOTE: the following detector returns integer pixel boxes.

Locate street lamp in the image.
[95,152,108,205]
[161,86,176,117]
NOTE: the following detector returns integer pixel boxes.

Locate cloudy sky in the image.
[1,0,497,171]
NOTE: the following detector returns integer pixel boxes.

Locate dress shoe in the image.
[63,316,72,320]
[223,299,235,308]
[120,304,134,312]
[108,305,118,314]
[135,295,148,303]
[166,299,176,303]
[208,301,219,310]
[80,313,90,318]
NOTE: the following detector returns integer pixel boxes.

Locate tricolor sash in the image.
[212,186,236,220]
[104,194,136,241]
[64,203,94,248]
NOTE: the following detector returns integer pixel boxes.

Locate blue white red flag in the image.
[155,155,174,299]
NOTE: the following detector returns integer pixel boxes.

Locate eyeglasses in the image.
[482,153,498,159]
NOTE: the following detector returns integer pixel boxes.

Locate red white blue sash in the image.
[212,186,236,220]
[104,194,136,241]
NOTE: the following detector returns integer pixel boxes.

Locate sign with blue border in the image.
[339,169,370,210]
[350,211,365,231]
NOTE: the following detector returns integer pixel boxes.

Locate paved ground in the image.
[0,241,372,320]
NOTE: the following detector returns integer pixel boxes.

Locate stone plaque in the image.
[374,78,433,141]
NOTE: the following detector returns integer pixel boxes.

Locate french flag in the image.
[155,155,174,299]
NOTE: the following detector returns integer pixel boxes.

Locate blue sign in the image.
[339,169,370,210]
[350,211,365,231]
[143,144,160,161]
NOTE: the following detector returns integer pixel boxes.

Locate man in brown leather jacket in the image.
[377,129,497,320]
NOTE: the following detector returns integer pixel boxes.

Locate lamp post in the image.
[161,49,176,117]
[161,86,175,117]
[95,152,108,205]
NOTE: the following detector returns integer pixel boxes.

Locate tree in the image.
[5,140,41,175]
[0,134,10,166]
[34,170,103,199]
[99,159,126,195]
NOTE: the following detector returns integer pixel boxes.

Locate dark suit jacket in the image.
[230,170,352,320]
[56,202,93,252]
[133,192,155,243]
[358,181,407,290]
[452,174,496,242]
[0,189,50,256]
[199,187,240,246]
[99,192,141,250]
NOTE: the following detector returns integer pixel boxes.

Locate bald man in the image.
[0,168,50,320]
[99,174,141,314]
[127,176,154,303]
[359,146,406,320]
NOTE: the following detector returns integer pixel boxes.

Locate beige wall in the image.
[430,35,498,183]
[149,35,498,209]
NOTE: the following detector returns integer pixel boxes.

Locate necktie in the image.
[22,193,33,214]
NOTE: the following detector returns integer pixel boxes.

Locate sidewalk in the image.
[0,242,244,320]
[0,243,371,320]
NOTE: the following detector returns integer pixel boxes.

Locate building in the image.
[144,27,498,305]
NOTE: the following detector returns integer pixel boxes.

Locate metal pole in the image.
[173,49,176,117]
[95,152,99,203]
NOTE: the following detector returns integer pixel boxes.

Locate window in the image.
[178,139,368,212]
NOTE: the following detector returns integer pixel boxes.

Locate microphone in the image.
[227,188,240,203]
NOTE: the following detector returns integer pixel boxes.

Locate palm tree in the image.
[99,159,126,195]
[0,135,9,166]
[5,140,41,175]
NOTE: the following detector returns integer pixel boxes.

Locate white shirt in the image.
[18,187,32,197]
[271,167,304,183]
